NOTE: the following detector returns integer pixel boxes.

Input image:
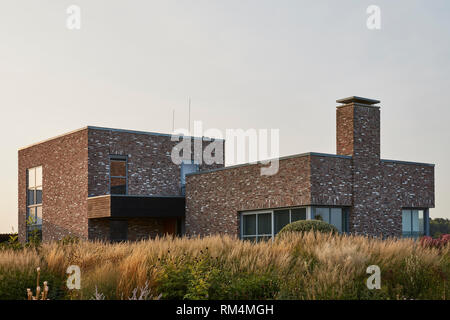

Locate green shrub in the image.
[277,220,338,236]
[0,268,67,300]
[0,233,23,251]
[155,249,279,300]
[216,273,279,300]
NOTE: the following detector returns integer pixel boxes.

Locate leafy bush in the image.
[0,234,16,243]
[0,233,23,251]
[277,220,338,236]
[0,268,66,300]
[420,234,450,250]
[155,248,279,300]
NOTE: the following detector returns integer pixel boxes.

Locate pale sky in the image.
[1,0,449,232]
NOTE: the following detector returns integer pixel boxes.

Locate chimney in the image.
[336,96,380,160]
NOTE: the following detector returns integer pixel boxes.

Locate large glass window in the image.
[241,206,348,241]
[27,166,43,241]
[402,209,425,238]
[312,207,346,232]
[274,209,290,234]
[291,208,307,222]
[241,211,273,242]
[242,207,310,241]
[314,207,331,224]
[110,156,127,195]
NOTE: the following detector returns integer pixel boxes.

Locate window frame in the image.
[311,206,348,233]
[109,155,128,195]
[402,208,428,238]
[240,210,274,241]
[26,166,43,241]
[240,206,349,241]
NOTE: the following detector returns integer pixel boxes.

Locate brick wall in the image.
[88,128,224,197]
[186,155,311,236]
[335,102,434,237]
[18,129,89,242]
[88,217,166,241]
[310,155,353,206]
[185,100,435,238]
[19,126,224,242]
[87,128,224,240]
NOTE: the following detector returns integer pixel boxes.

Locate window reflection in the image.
[27,166,43,242]
[110,157,127,195]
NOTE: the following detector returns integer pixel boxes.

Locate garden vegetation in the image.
[0,232,448,300]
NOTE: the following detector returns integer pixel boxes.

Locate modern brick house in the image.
[18,96,435,242]
[185,97,434,239]
[18,127,224,242]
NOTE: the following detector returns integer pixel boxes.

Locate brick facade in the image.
[18,126,224,242]
[17,96,435,241]
[18,129,89,242]
[186,155,312,236]
[185,97,435,238]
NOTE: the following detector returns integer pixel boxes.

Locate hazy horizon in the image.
[1,0,449,232]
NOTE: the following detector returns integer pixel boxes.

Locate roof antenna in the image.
[188,97,191,134]
[172,109,175,133]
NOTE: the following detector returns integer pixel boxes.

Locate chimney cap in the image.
[336,96,380,105]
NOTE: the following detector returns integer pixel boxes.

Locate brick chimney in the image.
[336,96,380,160]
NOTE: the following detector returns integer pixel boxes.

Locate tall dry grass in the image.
[0,232,448,300]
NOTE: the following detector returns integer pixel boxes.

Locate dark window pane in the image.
[257,213,272,235]
[243,236,256,242]
[342,208,348,232]
[110,159,126,177]
[36,187,42,204]
[274,210,290,234]
[28,190,35,205]
[111,177,126,194]
[291,208,306,222]
[243,215,256,236]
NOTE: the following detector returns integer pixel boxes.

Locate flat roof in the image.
[381,159,435,167]
[18,125,223,151]
[187,154,435,177]
[186,152,352,176]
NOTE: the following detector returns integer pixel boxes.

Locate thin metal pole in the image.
[188,97,191,134]
[172,109,175,132]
